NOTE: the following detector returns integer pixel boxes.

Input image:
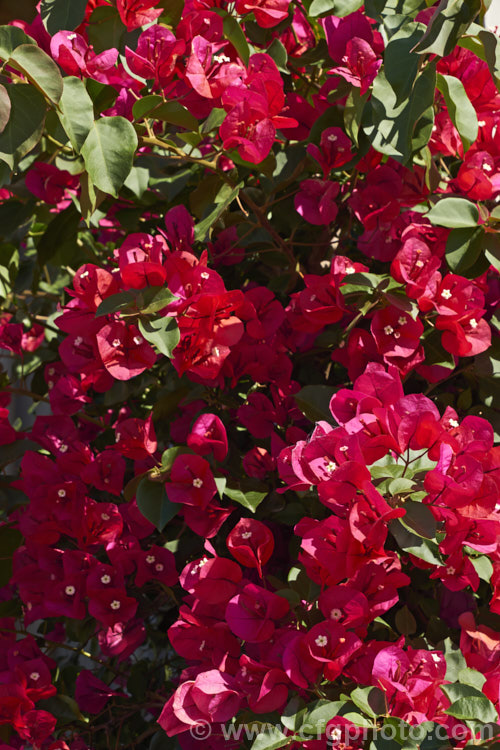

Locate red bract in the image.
[235,0,291,28]
[187,413,228,460]
[226,518,274,575]
[294,179,340,225]
[225,584,289,641]
[167,454,217,507]
[116,0,163,30]
[125,27,185,89]
[96,322,157,380]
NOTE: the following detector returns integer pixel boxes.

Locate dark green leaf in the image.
[0,84,46,169]
[8,44,63,104]
[123,165,150,198]
[138,317,180,359]
[390,518,443,565]
[138,287,177,316]
[267,38,288,73]
[40,0,87,35]
[294,385,336,423]
[59,77,94,152]
[37,203,81,266]
[81,117,138,197]
[281,696,307,733]
[426,197,478,228]
[95,291,136,317]
[436,74,478,150]
[350,687,386,719]
[201,107,226,134]
[413,0,481,58]
[250,727,290,750]
[223,14,250,66]
[303,700,346,733]
[445,226,483,273]
[194,181,243,242]
[384,22,425,105]
[401,501,437,539]
[0,85,11,134]
[224,486,267,513]
[0,25,35,61]
[135,99,199,130]
[86,5,123,54]
[136,478,180,531]
[395,605,417,635]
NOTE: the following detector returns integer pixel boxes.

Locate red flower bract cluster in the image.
[0,0,499,748]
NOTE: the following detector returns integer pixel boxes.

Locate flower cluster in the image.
[0,0,498,748]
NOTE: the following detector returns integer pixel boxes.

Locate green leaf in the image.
[86,5,123,54]
[58,77,94,153]
[95,291,137,317]
[250,727,290,750]
[201,107,226,134]
[445,696,497,724]
[384,22,425,105]
[8,44,63,105]
[395,605,417,635]
[138,317,180,359]
[350,687,386,719]
[0,25,35,61]
[161,446,194,472]
[194,181,243,242]
[309,0,363,17]
[443,639,467,682]
[81,117,138,197]
[224,486,267,513]
[136,478,180,532]
[401,501,436,539]
[223,14,250,66]
[267,39,288,73]
[281,696,307,733]
[436,74,478,150]
[0,84,46,169]
[138,287,177,316]
[214,476,227,499]
[413,0,481,58]
[390,518,443,565]
[426,197,479,228]
[37,203,81,266]
[40,0,87,35]
[0,85,10,135]
[303,700,346,733]
[470,555,493,583]
[458,669,486,691]
[388,477,416,495]
[294,385,336,423]
[123,165,150,198]
[445,226,484,274]
[134,98,199,130]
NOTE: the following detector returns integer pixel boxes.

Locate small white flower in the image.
[448,418,459,428]
[241,531,252,540]
[146,555,156,564]
[155,563,164,572]
[112,339,121,348]
[345,266,355,274]
[315,635,328,647]
[58,489,66,498]
[192,478,203,488]
[101,574,111,584]
[65,585,76,596]
[325,460,337,474]
[74,336,83,346]
[59,444,68,453]
[67,33,77,40]
[101,513,110,521]
[200,271,210,280]
[330,728,342,741]
[446,566,455,575]
[441,289,452,300]
[30,672,40,681]
[110,600,121,610]
[80,270,90,278]
[398,316,407,325]
[483,163,493,172]
[330,608,342,621]
[415,259,424,268]
[133,336,143,345]
[394,332,401,339]
[469,318,478,329]
[384,325,394,335]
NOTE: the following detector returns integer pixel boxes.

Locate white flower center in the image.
[200,271,210,279]
[448,419,459,428]
[384,325,394,335]
[59,444,68,453]
[446,566,455,575]
[146,555,155,564]
[112,339,121,347]
[192,478,203,488]
[315,635,328,647]
[101,574,111,584]
[155,563,164,572]
[58,489,66,498]
[325,460,337,474]
[327,133,337,142]
[469,318,478,329]
[74,336,83,346]
[101,513,110,521]
[241,531,252,539]
[80,270,89,278]
[110,600,121,610]
[30,672,40,681]
[441,289,452,299]
[415,259,424,268]
[65,585,76,596]
[330,608,343,621]
[398,316,407,325]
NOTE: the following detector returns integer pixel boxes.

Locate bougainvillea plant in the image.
[0,0,499,747]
